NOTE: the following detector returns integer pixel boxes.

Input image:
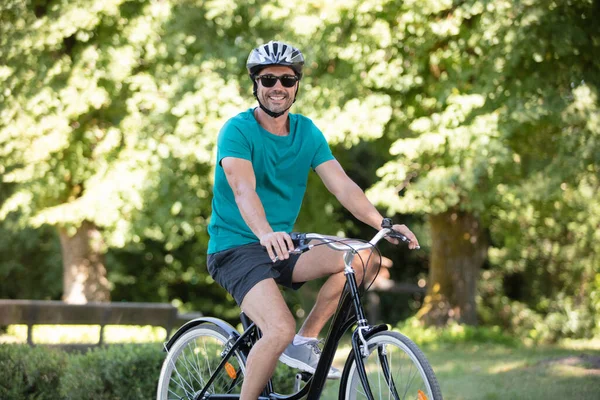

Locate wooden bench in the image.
[0,299,200,346]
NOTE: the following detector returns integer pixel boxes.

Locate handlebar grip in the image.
[388,230,420,249]
[388,230,410,243]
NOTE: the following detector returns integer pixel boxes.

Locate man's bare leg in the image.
[239,279,296,400]
[297,271,346,337]
[292,246,376,337]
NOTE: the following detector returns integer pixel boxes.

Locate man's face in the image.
[255,65,298,114]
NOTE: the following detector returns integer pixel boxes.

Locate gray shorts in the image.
[207,242,305,306]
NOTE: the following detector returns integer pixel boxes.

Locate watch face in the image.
[382,218,393,228]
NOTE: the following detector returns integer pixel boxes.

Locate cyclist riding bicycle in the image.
[207,40,420,400]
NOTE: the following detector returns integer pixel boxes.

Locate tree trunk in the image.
[58,220,110,303]
[417,210,488,326]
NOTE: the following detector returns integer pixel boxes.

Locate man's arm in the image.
[221,157,294,261]
[315,159,420,249]
[315,160,383,229]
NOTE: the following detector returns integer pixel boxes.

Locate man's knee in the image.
[261,314,296,347]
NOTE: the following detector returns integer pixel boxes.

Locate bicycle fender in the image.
[357,324,388,340]
[163,316,241,351]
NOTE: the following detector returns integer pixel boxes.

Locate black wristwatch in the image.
[381,218,394,229]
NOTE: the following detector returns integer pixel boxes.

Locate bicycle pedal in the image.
[294,371,312,391]
[299,371,313,381]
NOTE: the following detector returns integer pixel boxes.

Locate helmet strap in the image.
[253,83,299,119]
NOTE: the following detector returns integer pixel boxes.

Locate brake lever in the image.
[273,242,313,262]
[388,230,420,249]
[388,230,409,242]
[289,244,313,254]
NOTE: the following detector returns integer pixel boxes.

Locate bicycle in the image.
[157,221,443,400]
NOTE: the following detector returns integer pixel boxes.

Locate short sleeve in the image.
[217,121,251,165]
[310,126,335,169]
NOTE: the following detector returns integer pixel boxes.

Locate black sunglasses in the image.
[256,74,299,88]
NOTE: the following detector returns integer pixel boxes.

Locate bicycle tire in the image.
[156,323,247,400]
[339,331,442,400]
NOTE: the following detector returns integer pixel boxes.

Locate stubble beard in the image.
[260,90,294,114]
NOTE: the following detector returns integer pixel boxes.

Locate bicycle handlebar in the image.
[289,227,419,256]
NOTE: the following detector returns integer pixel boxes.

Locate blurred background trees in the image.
[1,0,599,341]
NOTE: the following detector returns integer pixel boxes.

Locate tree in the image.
[0,0,244,303]
[367,0,600,327]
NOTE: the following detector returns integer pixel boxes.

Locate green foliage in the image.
[478,272,600,343]
[0,174,62,300]
[0,344,163,399]
[0,343,297,398]
[395,317,519,348]
[1,0,599,339]
[359,0,600,336]
[0,0,381,315]
[0,345,67,400]
[60,344,163,400]
[0,216,62,300]
[270,363,297,394]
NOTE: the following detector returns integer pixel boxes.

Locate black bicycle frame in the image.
[378,349,401,399]
[199,264,387,400]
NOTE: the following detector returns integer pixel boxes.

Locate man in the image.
[207,41,419,399]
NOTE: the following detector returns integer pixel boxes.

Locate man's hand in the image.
[260,232,295,262]
[386,224,420,250]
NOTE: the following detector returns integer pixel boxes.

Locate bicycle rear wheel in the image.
[156,323,246,400]
[340,331,442,400]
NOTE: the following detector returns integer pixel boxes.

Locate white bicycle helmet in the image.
[247,40,305,79]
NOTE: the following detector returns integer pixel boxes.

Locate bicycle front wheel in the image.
[340,331,442,400]
[156,323,246,400]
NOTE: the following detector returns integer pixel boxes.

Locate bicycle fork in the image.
[351,327,402,400]
[351,328,376,400]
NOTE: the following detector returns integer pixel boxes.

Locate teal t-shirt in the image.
[207,108,335,254]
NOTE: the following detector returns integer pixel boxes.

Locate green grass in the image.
[318,340,600,399]
[426,342,599,400]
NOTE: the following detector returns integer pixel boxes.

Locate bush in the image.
[394,318,519,347]
[533,295,598,343]
[271,363,298,394]
[0,342,298,398]
[478,285,599,344]
[0,344,67,400]
[60,344,164,400]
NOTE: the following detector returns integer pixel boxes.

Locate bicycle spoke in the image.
[178,343,202,394]
[182,345,198,392]
[168,349,196,397]
[168,364,193,399]
[402,361,420,399]
[384,346,403,400]
[182,341,204,389]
